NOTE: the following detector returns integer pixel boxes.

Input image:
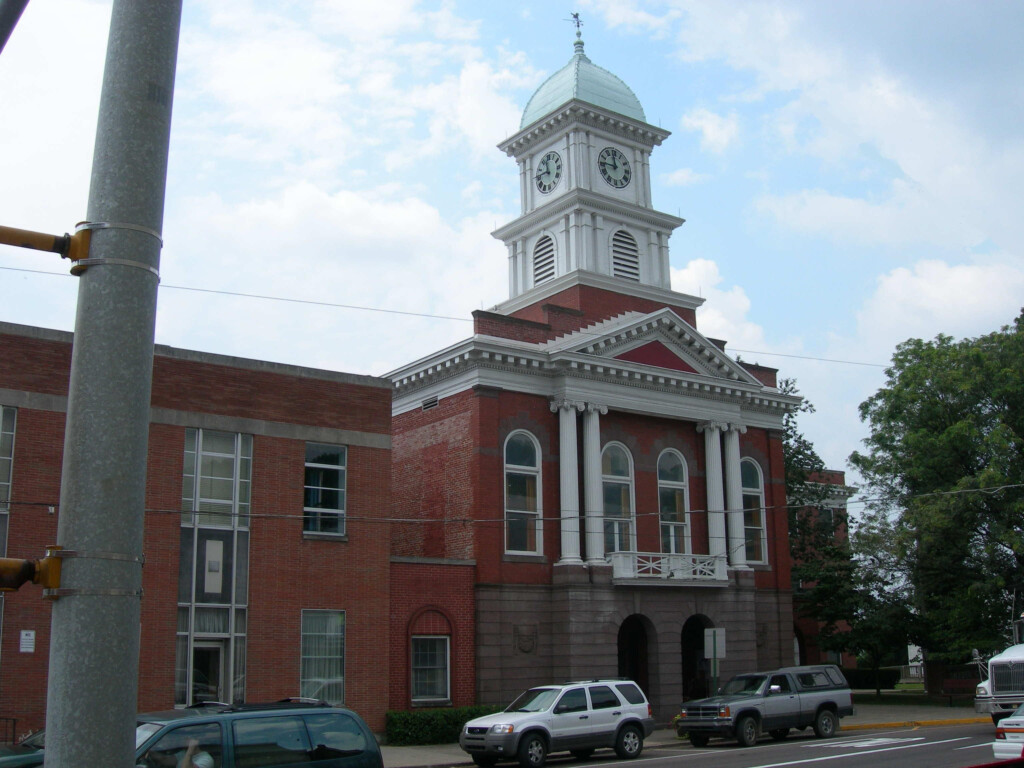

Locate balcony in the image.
[607,551,727,583]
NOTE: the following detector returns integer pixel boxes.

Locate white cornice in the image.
[490,270,704,315]
[499,99,671,157]
[491,188,684,242]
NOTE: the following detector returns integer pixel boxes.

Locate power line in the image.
[0,264,889,369]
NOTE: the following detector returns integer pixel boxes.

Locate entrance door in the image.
[617,616,649,696]
[192,641,226,704]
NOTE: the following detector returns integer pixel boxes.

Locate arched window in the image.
[533,235,555,285]
[410,609,452,704]
[741,458,766,563]
[611,229,640,281]
[657,450,690,554]
[504,431,542,554]
[601,443,634,553]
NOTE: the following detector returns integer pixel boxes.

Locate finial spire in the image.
[567,12,585,56]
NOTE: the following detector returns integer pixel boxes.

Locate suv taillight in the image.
[996,727,1006,740]
[648,704,653,717]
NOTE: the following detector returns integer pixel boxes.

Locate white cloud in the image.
[670,259,766,349]
[662,168,709,187]
[681,108,738,154]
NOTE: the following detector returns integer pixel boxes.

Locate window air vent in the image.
[533,235,555,285]
[421,396,439,411]
[611,230,640,281]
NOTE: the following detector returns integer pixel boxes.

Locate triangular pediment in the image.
[543,308,761,385]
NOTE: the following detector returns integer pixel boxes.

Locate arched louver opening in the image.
[533,235,555,284]
[611,229,640,281]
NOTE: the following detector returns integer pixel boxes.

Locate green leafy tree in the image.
[850,312,1024,661]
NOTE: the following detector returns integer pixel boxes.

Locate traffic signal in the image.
[0,546,62,592]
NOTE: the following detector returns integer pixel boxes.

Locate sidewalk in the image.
[381,701,990,768]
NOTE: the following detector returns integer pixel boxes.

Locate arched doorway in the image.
[618,615,650,696]
[681,615,712,701]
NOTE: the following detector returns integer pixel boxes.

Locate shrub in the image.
[385,705,503,745]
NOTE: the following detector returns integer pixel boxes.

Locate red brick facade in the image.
[0,323,392,735]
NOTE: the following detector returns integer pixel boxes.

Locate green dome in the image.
[520,35,646,129]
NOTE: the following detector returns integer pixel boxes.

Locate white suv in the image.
[458,679,655,768]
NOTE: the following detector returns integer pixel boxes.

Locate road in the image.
[535,723,998,768]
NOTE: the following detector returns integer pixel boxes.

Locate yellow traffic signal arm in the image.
[0,545,63,593]
[0,224,90,261]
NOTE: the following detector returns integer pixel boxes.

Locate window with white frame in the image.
[300,609,345,705]
[178,428,251,706]
[741,458,767,563]
[0,406,15,556]
[504,431,542,554]
[533,235,556,285]
[657,450,690,554]
[411,635,450,703]
[304,443,347,535]
[602,443,635,553]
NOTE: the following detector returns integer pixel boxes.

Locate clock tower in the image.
[493,30,685,302]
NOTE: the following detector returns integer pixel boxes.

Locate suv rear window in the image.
[614,683,645,705]
[825,667,846,686]
[796,671,831,688]
[588,686,621,709]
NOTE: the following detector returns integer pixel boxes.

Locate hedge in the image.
[385,705,503,745]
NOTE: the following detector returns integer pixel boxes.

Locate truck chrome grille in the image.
[993,662,1024,694]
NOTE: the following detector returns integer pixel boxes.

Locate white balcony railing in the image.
[607,551,727,583]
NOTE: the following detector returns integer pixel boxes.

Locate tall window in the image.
[304,443,347,535]
[602,443,634,553]
[0,406,15,557]
[411,636,450,703]
[741,458,767,563]
[301,609,345,705]
[504,431,542,554]
[658,450,690,554]
[611,229,640,281]
[533,235,555,285]
[178,429,252,706]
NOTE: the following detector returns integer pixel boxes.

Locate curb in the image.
[841,716,991,730]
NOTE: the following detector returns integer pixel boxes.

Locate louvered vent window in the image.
[611,230,640,281]
[533,235,556,285]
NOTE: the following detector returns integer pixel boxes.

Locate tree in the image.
[850,311,1024,660]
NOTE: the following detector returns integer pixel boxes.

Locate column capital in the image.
[726,423,747,435]
[585,402,608,416]
[550,398,586,413]
[697,420,728,434]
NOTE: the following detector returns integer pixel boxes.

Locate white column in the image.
[550,399,585,565]
[582,403,607,564]
[698,421,727,559]
[723,423,748,568]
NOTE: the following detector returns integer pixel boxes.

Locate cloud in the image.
[681,108,738,153]
[662,168,710,187]
[670,259,766,350]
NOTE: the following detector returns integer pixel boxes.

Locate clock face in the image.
[598,147,631,189]
[535,151,562,194]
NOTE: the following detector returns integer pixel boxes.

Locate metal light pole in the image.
[43,2,181,766]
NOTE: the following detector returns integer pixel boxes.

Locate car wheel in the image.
[569,748,594,760]
[689,734,710,748]
[614,723,644,759]
[735,715,758,747]
[473,757,498,767]
[813,709,838,739]
[769,728,789,741]
[517,733,547,768]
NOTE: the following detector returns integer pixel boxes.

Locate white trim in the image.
[503,430,544,555]
[657,449,691,555]
[740,458,768,565]
[601,441,636,553]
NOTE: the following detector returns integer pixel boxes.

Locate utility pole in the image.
[43,2,181,766]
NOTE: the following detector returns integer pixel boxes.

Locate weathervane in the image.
[567,12,583,32]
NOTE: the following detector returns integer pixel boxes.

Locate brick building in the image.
[0,322,393,734]
[385,32,802,722]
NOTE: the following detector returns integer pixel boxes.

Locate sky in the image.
[2,0,1023,500]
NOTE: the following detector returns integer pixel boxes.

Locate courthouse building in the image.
[386,32,801,721]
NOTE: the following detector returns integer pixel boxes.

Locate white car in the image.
[459,679,655,768]
[993,703,1024,761]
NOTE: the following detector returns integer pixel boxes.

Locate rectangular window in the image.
[0,406,14,557]
[304,443,347,535]
[411,636,450,703]
[742,493,766,562]
[300,609,345,705]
